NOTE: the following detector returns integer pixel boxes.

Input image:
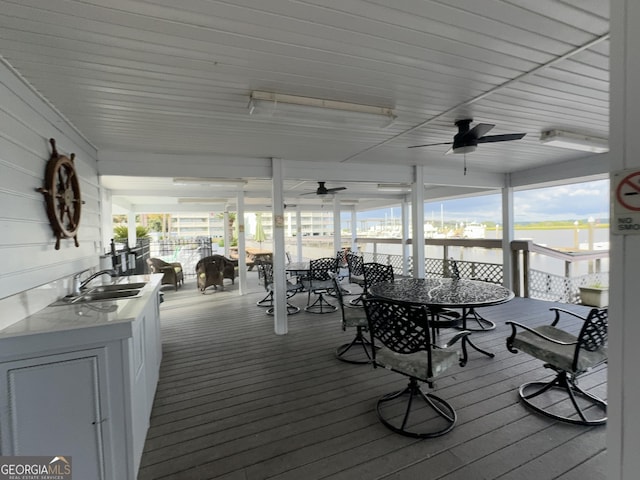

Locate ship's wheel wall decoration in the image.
[37,138,82,250]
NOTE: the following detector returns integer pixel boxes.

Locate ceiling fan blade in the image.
[466,123,495,139]
[444,146,455,155]
[477,133,526,144]
[299,191,317,196]
[326,187,347,193]
[407,141,453,149]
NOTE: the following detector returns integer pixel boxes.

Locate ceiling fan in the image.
[301,181,347,196]
[408,119,526,154]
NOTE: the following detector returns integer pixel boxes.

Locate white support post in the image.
[235,195,247,295]
[609,1,640,477]
[350,208,357,252]
[501,177,514,290]
[333,195,341,254]
[271,158,288,335]
[401,200,410,276]
[296,209,303,261]
[411,165,425,278]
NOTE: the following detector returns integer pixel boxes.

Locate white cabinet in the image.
[0,276,162,480]
[0,349,110,479]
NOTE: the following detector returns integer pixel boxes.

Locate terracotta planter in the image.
[579,286,609,308]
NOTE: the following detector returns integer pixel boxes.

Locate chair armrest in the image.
[505,321,577,353]
[549,307,590,326]
[437,330,471,349]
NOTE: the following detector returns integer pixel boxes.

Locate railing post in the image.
[522,250,530,298]
[511,248,521,297]
[443,245,449,276]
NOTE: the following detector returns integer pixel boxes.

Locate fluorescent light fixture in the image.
[539,130,608,153]
[322,198,359,204]
[378,183,411,192]
[248,90,396,128]
[178,198,227,204]
[173,177,246,187]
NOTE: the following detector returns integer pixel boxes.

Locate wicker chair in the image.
[506,307,608,425]
[147,257,184,291]
[195,255,237,293]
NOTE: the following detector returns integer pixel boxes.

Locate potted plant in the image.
[579,283,609,308]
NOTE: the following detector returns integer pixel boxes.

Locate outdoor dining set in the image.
[255,250,609,439]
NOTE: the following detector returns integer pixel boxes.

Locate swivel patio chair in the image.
[256,260,302,315]
[362,262,395,293]
[448,258,493,331]
[363,296,470,438]
[506,307,608,426]
[301,257,338,314]
[346,252,366,305]
[330,273,376,364]
[333,249,351,295]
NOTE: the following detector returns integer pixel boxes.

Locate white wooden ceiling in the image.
[0,0,610,211]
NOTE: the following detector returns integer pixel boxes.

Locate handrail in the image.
[355,237,608,262]
[354,236,609,300]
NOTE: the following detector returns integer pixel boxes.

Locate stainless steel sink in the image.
[51,287,143,306]
[77,289,142,302]
[86,282,147,293]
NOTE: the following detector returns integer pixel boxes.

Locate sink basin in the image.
[51,288,142,306]
[77,290,142,302]
[86,282,147,293]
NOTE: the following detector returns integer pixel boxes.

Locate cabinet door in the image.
[0,349,107,480]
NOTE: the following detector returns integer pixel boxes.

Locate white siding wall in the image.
[0,60,102,329]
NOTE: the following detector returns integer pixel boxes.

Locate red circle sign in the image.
[616,171,640,211]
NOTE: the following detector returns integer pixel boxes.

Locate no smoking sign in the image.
[613,168,640,234]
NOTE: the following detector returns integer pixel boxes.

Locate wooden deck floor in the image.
[138,273,607,480]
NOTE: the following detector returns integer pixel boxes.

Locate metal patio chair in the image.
[506,307,608,425]
[301,257,338,314]
[363,296,470,438]
[330,273,376,364]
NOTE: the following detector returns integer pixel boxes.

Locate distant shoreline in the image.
[514,224,609,231]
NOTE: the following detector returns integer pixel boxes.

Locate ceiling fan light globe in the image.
[453,145,477,154]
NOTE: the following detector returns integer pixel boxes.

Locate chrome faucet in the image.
[73,269,118,295]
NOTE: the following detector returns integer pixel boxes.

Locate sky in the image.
[361,179,610,224]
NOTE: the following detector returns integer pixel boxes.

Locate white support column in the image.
[127,211,137,249]
[271,158,288,335]
[333,196,341,254]
[401,200,410,276]
[99,186,112,252]
[296,209,303,261]
[411,165,425,278]
[223,211,230,258]
[609,1,640,477]
[235,195,247,295]
[501,177,514,290]
[350,208,357,252]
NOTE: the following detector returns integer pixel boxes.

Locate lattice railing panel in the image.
[456,260,503,284]
[359,253,503,283]
[529,269,609,304]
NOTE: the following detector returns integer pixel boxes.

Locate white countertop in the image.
[0,274,162,353]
